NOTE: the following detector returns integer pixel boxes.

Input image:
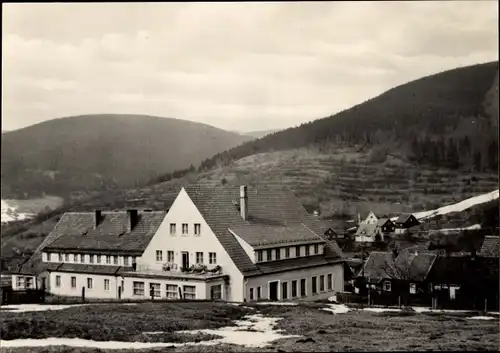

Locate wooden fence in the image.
[1,288,45,305]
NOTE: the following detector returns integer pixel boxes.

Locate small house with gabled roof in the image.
[394,214,420,234]
[24,184,344,302]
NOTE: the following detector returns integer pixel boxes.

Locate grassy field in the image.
[1,302,498,352]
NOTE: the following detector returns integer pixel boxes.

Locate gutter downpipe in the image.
[243,278,248,303]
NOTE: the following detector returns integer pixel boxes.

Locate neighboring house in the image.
[25,184,344,302]
[317,220,343,240]
[358,211,378,225]
[394,214,420,234]
[355,250,437,297]
[376,218,396,234]
[477,235,499,257]
[355,224,379,243]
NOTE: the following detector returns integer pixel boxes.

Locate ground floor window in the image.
[282,282,288,300]
[183,285,196,300]
[409,283,416,294]
[16,276,25,289]
[250,287,254,300]
[210,284,222,300]
[327,274,333,290]
[166,284,178,299]
[257,286,262,300]
[291,280,298,298]
[71,276,77,288]
[150,283,161,298]
[55,275,61,288]
[133,281,145,296]
[300,279,306,297]
[87,278,93,289]
[104,279,110,291]
[26,277,34,289]
[320,275,325,292]
[383,281,391,292]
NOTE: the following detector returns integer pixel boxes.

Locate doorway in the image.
[182,252,190,270]
[269,281,279,301]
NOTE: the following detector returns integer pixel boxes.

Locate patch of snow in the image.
[328,295,337,302]
[391,190,499,222]
[254,302,298,306]
[467,316,497,320]
[0,304,89,313]
[437,224,482,233]
[363,307,402,313]
[1,199,34,224]
[1,314,299,349]
[322,304,350,314]
[411,307,474,314]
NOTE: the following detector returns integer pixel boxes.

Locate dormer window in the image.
[257,250,263,262]
[305,246,310,256]
[285,247,290,259]
[295,246,301,257]
[275,248,281,260]
[266,249,272,261]
[314,244,319,254]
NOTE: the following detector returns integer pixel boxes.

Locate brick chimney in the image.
[94,210,103,229]
[240,185,248,221]
[127,209,139,232]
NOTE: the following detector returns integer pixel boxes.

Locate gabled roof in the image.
[358,251,394,281]
[184,184,343,276]
[355,223,378,236]
[395,214,416,224]
[376,218,393,227]
[360,211,378,220]
[359,250,436,282]
[42,211,167,253]
[229,224,323,249]
[478,236,499,257]
[316,219,335,233]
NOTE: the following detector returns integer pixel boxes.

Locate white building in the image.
[25,184,345,302]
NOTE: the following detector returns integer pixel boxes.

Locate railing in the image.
[134,262,223,275]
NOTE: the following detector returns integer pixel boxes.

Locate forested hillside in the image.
[197,61,498,173]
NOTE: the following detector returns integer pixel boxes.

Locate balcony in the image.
[125,262,225,281]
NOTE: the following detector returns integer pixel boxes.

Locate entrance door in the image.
[182,252,190,270]
[269,281,279,301]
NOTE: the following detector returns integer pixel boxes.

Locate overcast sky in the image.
[2,2,498,132]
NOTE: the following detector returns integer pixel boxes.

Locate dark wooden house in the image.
[394,214,420,234]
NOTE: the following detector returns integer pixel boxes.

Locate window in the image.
[182,223,188,235]
[104,279,110,291]
[123,256,129,266]
[16,276,25,289]
[170,223,176,235]
[295,246,301,257]
[59,254,63,262]
[327,274,333,290]
[89,255,94,264]
[48,253,53,261]
[257,286,262,300]
[210,284,222,299]
[305,246,310,256]
[65,254,69,262]
[87,278,93,289]
[209,252,217,264]
[196,252,204,264]
[26,277,33,289]
[166,284,178,299]
[96,255,101,264]
[167,251,174,263]
[113,255,118,265]
[275,248,281,260]
[133,281,145,296]
[320,275,325,292]
[194,223,201,236]
[291,280,298,297]
[150,283,161,298]
[74,254,79,263]
[282,282,288,300]
[314,244,319,254]
[106,255,111,264]
[55,275,61,288]
[156,250,163,262]
[383,281,392,292]
[300,279,307,297]
[257,250,263,262]
[71,276,76,288]
[285,247,290,259]
[410,283,416,294]
[266,249,272,261]
[183,285,196,300]
[312,276,317,294]
[250,288,254,300]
